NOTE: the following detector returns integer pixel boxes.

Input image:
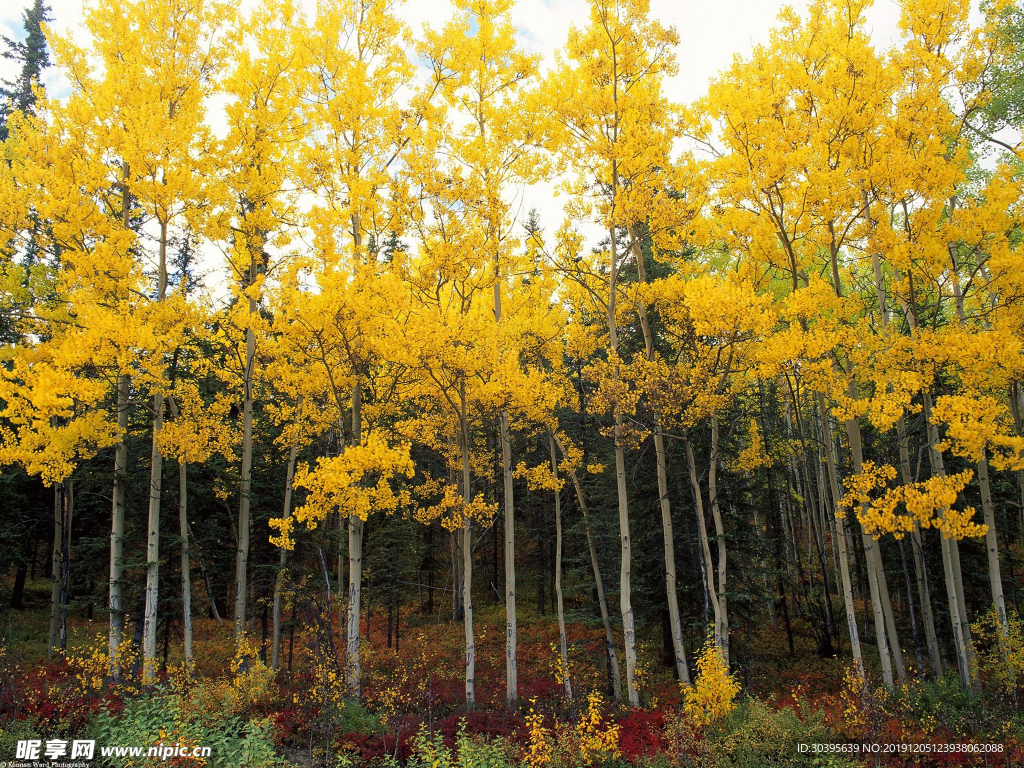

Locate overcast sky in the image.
[2,0,985,109]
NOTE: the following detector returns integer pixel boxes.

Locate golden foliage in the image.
[683,637,740,728]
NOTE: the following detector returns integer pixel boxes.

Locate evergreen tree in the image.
[1,0,52,141]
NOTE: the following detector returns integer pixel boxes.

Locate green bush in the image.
[704,699,857,768]
[87,689,281,768]
[0,715,43,760]
[334,700,382,736]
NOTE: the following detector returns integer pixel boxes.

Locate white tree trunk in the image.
[897,415,943,678]
[109,373,129,678]
[685,438,722,652]
[179,460,192,667]
[978,453,1008,638]
[272,435,300,670]
[709,415,729,663]
[549,435,572,701]
[142,220,168,684]
[142,391,164,685]
[347,383,364,697]
[607,224,639,707]
[923,392,977,692]
[109,164,131,677]
[818,394,864,681]
[234,317,256,643]
[844,415,895,689]
[552,432,622,700]
[501,411,516,704]
[656,424,689,684]
[626,225,689,684]
[459,386,476,708]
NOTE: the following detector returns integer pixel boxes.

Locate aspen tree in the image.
[215,0,306,647]
[398,2,559,703]
[398,161,504,706]
[551,431,622,700]
[549,434,572,702]
[546,0,680,707]
[294,0,415,696]
[692,0,915,684]
[642,273,773,664]
[0,108,127,663]
[6,0,225,678]
[420,0,542,704]
[860,0,1020,689]
[159,359,238,667]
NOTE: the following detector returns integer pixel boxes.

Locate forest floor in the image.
[1,576,1022,767]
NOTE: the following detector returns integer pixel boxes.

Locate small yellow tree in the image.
[684,635,741,728]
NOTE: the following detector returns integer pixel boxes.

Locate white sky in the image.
[0,0,986,291]
[0,0,943,102]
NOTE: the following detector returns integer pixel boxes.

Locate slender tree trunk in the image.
[709,415,729,663]
[945,212,984,692]
[608,224,639,707]
[552,432,622,700]
[656,425,689,684]
[898,415,943,678]
[695,479,712,628]
[978,453,1008,637]
[911,526,942,678]
[873,547,907,681]
[788,391,837,650]
[143,219,170,685]
[167,387,191,668]
[894,266,951,680]
[813,434,842,642]
[109,163,131,676]
[347,384,365,697]
[830,205,903,682]
[272,423,300,670]
[143,389,165,685]
[234,311,256,643]
[550,435,573,701]
[940,522,973,690]
[845,415,896,688]
[948,537,979,692]
[685,438,722,650]
[626,225,689,684]
[58,480,73,652]
[179,460,193,667]
[804,449,837,650]
[48,481,62,659]
[897,538,924,674]
[501,412,516,703]
[192,532,222,625]
[459,385,476,709]
[923,392,978,692]
[109,373,129,677]
[818,394,865,681]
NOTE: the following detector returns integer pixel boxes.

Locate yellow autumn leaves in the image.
[839,462,987,540]
[270,433,414,550]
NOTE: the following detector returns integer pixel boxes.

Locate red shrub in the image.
[616,708,667,763]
